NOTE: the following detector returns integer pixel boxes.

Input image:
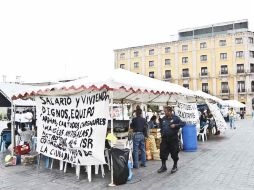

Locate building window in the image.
[236,51,244,58]
[237,64,244,73]
[182,69,189,77]
[134,62,139,68]
[149,49,154,55]
[120,53,125,59]
[235,38,243,44]
[220,65,228,74]
[134,51,139,57]
[237,81,245,92]
[165,70,171,79]
[219,40,227,46]
[200,55,207,62]
[201,67,208,76]
[202,83,209,93]
[165,47,170,53]
[221,82,229,93]
[120,64,125,69]
[165,59,171,65]
[183,84,189,89]
[250,64,254,73]
[182,45,188,51]
[200,42,207,49]
[251,81,254,92]
[182,57,188,64]
[149,71,154,78]
[149,61,154,67]
[250,51,254,58]
[220,53,227,60]
[249,37,254,44]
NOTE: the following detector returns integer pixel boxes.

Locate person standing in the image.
[199,109,207,133]
[228,107,236,129]
[130,108,147,168]
[157,106,185,174]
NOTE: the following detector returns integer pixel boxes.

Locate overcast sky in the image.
[0,0,253,83]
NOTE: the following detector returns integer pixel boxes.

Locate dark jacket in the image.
[130,116,148,137]
[160,115,185,137]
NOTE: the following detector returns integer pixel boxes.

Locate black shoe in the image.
[140,163,146,167]
[171,165,177,174]
[157,166,167,173]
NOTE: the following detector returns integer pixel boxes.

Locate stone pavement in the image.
[1,119,254,190]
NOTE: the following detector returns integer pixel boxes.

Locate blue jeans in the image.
[133,133,146,168]
[229,117,235,129]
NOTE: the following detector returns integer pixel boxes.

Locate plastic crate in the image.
[15,144,31,155]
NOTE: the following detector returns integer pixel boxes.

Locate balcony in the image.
[163,75,173,81]
[181,73,190,79]
[220,89,230,95]
[238,88,246,94]
[219,71,229,77]
[248,89,254,95]
[246,69,254,75]
[199,72,209,78]
[236,70,246,76]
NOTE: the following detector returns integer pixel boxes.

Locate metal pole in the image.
[108,91,115,187]
[11,101,15,156]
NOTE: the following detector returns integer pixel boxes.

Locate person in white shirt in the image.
[228,107,236,129]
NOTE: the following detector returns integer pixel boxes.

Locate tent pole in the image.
[121,99,124,120]
[108,90,115,187]
[11,101,16,156]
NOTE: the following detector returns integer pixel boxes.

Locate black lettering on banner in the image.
[40,97,47,105]
[81,95,86,104]
[75,97,80,108]
[83,150,92,156]
[40,146,48,153]
[80,138,93,149]
[38,92,109,165]
[86,91,109,105]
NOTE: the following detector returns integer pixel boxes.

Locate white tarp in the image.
[206,102,228,132]
[0,83,36,106]
[221,100,246,108]
[195,90,223,103]
[36,90,109,165]
[12,69,196,105]
[174,101,200,131]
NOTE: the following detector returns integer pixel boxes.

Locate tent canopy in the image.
[221,100,246,108]
[0,83,36,107]
[195,90,223,104]
[12,69,196,105]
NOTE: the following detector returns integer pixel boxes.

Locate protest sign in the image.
[206,101,228,132]
[36,90,109,165]
[174,101,200,130]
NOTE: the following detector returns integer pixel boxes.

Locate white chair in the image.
[198,125,208,142]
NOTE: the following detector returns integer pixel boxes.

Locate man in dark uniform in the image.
[158,106,185,174]
[130,108,147,168]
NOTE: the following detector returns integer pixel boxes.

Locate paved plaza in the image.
[1,119,254,190]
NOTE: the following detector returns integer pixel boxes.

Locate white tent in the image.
[12,69,196,104]
[221,100,246,108]
[195,90,223,104]
[0,83,36,107]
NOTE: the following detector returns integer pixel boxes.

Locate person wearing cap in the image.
[157,106,185,174]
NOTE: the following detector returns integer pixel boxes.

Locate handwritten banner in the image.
[206,102,228,132]
[36,91,109,165]
[174,101,200,130]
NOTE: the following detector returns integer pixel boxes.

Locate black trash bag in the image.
[110,148,129,185]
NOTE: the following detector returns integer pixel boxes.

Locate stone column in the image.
[192,40,197,90]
